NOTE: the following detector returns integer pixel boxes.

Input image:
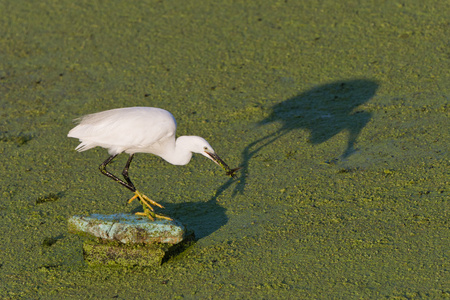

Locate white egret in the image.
[68,107,240,220]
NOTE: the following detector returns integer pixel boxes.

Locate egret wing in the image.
[68,107,177,155]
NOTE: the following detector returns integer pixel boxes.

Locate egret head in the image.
[177,136,215,156]
[184,136,220,163]
[178,136,240,178]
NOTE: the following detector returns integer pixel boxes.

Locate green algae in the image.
[0,0,449,298]
[36,193,61,205]
[82,239,167,268]
[80,230,196,268]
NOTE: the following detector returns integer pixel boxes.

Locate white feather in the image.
[68,107,216,165]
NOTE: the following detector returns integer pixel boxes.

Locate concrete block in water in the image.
[68,213,185,244]
[68,213,194,267]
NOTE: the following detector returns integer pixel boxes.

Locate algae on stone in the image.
[68,213,194,267]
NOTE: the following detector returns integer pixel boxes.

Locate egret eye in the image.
[203,146,208,151]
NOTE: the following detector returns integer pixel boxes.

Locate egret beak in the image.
[205,151,241,178]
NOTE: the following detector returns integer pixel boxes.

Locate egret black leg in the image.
[99,154,136,192]
[100,154,171,221]
[122,154,135,188]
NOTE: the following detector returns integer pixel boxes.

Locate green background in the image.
[0,0,448,298]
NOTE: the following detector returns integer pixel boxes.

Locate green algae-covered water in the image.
[0,0,448,298]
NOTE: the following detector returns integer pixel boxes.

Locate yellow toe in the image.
[129,190,172,221]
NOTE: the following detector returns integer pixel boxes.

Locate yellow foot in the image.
[135,210,172,221]
[128,190,164,211]
[128,190,172,221]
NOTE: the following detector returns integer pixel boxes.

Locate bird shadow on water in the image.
[231,79,379,195]
[166,200,227,240]
[130,194,227,240]
[135,79,378,239]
